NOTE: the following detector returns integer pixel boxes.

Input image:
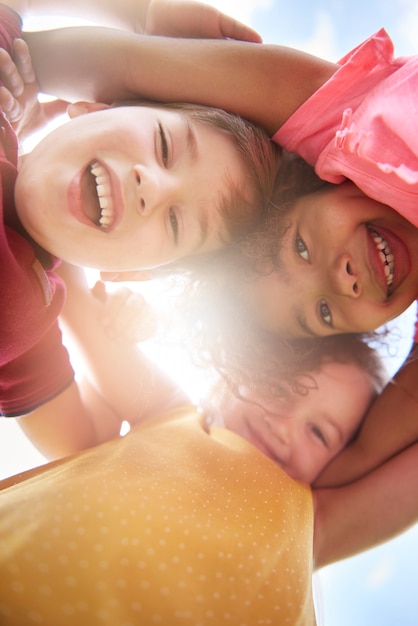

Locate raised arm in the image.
[0,0,335,135]
[313,441,418,569]
[315,344,418,488]
[18,263,188,460]
[3,0,262,40]
[24,27,336,135]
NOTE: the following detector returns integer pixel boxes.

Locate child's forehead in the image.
[108,102,186,125]
[316,359,364,381]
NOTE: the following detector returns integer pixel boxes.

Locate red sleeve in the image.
[0,225,75,417]
[0,323,74,417]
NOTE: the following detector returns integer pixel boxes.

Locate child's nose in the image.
[133,164,171,217]
[332,254,360,298]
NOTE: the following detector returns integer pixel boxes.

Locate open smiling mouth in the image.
[84,161,115,229]
[368,226,394,296]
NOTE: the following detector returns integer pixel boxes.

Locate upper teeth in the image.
[91,161,114,228]
[369,228,394,294]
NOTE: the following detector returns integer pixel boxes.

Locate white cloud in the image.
[284,11,339,60]
[206,0,274,27]
[392,0,418,55]
[364,556,396,589]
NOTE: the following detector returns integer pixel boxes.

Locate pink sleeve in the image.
[273,29,400,170]
[0,226,74,417]
[273,30,418,224]
[0,324,74,417]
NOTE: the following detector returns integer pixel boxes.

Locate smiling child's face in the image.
[220,359,375,484]
[247,182,418,337]
[15,104,248,271]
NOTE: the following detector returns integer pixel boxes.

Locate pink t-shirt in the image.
[274,29,418,340]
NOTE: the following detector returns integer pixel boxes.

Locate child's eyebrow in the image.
[183,117,199,162]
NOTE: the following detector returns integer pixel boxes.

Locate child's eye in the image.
[158,122,169,166]
[169,207,178,244]
[319,299,332,327]
[295,234,309,261]
[310,424,328,446]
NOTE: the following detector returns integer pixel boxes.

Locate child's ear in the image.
[67,101,111,119]
[99,270,155,283]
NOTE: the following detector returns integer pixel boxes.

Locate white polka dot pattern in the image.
[0,406,316,625]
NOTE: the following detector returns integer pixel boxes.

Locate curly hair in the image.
[176,152,385,399]
[201,333,387,428]
[181,268,384,400]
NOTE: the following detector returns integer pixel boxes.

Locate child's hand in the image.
[144,0,262,43]
[91,281,158,344]
[0,38,68,141]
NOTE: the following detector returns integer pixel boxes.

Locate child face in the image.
[15,105,247,270]
[220,360,374,484]
[248,182,418,337]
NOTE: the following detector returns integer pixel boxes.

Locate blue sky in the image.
[0,2,417,625]
[211,0,417,58]
[207,2,418,624]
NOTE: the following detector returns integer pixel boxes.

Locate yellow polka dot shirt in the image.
[0,406,315,625]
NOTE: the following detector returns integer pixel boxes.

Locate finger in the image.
[193,5,262,43]
[12,39,36,84]
[99,269,154,282]
[0,85,22,122]
[0,47,23,96]
[99,271,125,282]
[91,280,107,302]
[42,99,70,123]
[219,12,263,43]
[102,289,146,326]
